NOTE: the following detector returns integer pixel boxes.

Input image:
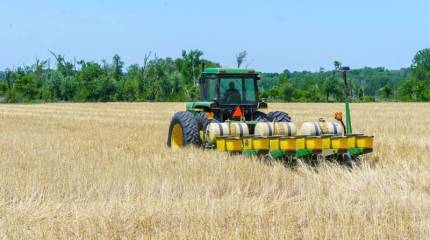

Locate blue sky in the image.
[0,0,428,72]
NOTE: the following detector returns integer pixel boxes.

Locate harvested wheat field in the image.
[0,102,429,239]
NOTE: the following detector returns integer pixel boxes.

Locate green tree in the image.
[49,51,75,77]
[278,72,294,101]
[40,82,53,102]
[411,49,430,80]
[334,60,341,71]
[46,71,64,100]
[112,54,124,81]
[180,50,203,86]
[380,84,393,100]
[411,49,430,100]
[14,69,38,101]
[120,64,143,101]
[96,75,116,101]
[60,76,78,101]
[75,61,104,101]
[323,76,341,102]
[236,51,247,68]
[397,49,430,101]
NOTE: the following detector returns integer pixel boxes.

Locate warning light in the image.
[232,107,244,117]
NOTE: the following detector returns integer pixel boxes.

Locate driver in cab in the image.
[222,82,241,104]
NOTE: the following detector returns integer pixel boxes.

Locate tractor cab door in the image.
[199,77,218,102]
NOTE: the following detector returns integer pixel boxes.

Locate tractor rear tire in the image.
[254,111,269,122]
[167,111,201,149]
[268,111,291,122]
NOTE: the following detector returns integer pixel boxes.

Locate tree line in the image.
[259,64,411,102]
[0,49,429,103]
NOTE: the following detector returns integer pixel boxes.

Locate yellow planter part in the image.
[242,137,253,151]
[295,136,306,149]
[226,137,242,152]
[216,137,227,152]
[346,134,364,148]
[356,135,374,149]
[279,137,296,152]
[305,136,322,150]
[269,136,280,151]
[252,136,269,150]
[321,134,333,149]
[331,136,348,150]
[346,135,356,148]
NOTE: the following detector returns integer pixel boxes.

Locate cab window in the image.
[220,78,257,104]
[202,78,216,101]
[244,78,256,102]
[220,78,242,104]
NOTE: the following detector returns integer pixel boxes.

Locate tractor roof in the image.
[202,68,257,75]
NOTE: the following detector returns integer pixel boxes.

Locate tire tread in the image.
[268,111,291,122]
[167,111,201,147]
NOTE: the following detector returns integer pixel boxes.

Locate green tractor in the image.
[167,67,374,166]
[167,68,290,149]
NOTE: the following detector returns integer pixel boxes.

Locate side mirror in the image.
[211,98,220,108]
[258,101,268,109]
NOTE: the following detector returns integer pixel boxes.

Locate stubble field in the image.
[0,102,429,239]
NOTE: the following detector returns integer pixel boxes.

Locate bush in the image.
[364,96,375,102]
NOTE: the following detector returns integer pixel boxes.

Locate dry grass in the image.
[0,102,429,239]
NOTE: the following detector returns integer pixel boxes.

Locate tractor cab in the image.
[198,68,266,121]
[174,67,290,149]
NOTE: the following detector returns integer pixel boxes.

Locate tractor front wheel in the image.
[254,111,269,122]
[268,111,291,122]
[167,112,201,149]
